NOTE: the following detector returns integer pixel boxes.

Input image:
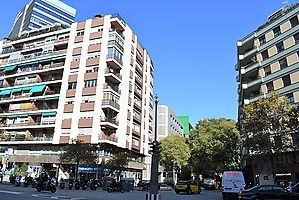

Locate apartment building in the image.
[9,0,76,39]
[236,3,299,185]
[0,14,154,179]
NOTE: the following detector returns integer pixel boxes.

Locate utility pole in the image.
[147,95,160,200]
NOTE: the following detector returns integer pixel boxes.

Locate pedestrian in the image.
[0,170,3,183]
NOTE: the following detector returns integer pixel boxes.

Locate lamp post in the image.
[147,95,160,200]
[96,144,100,180]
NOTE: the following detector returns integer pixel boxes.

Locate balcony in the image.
[3,62,64,79]
[100,117,119,129]
[135,76,143,86]
[108,40,124,52]
[134,88,142,98]
[104,68,122,84]
[133,112,141,123]
[239,47,258,60]
[0,133,53,143]
[0,90,60,102]
[103,83,121,95]
[101,132,118,143]
[101,100,120,111]
[0,50,67,67]
[106,53,122,70]
[111,13,126,32]
[132,129,141,137]
[134,100,142,111]
[0,120,56,130]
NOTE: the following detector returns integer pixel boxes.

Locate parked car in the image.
[203,178,216,190]
[174,180,201,194]
[239,185,299,200]
[137,180,150,191]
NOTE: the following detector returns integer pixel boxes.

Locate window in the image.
[259,35,266,45]
[276,42,284,53]
[98,26,103,32]
[86,66,98,73]
[264,65,271,76]
[287,93,295,104]
[273,26,281,37]
[290,16,299,28]
[84,79,97,87]
[279,58,288,69]
[68,82,77,89]
[282,75,291,86]
[266,82,274,92]
[87,52,100,59]
[77,31,84,36]
[89,38,101,45]
[257,186,272,192]
[261,50,269,60]
[72,55,80,61]
[294,32,299,44]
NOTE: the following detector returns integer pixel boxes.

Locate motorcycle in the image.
[90,179,100,191]
[81,179,88,190]
[74,179,80,190]
[36,179,56,193]
[68,178,74,190]
[15,176,22,187]
[107,182,124,193]
[59,178,65,189]
[24,176,33,187]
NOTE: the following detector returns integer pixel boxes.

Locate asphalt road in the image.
[0,183,223,200]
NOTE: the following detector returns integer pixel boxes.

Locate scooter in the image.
[68,178,74,190]
[90,179,100,191]
[24,176,33,187]
[81,179,88,190]
[15,176,22,187]
[36,179,56,193]
[59,178,65,189]
[75,179,80,190]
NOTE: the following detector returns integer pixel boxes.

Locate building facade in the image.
[178,115,193,138]
[9,0,76,39]
[236,3,299,185]
[0,14,154,180]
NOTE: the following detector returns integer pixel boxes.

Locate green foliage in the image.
[104,152,131,180]
[242,94,297,156]
[59,139,97,179]
[16,163,29,177]
[189,118,240,174]
[159,134,191,171]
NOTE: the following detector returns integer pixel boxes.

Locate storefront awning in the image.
[45,97,59,100]
[18,61,39,67]
[0,89,12,95]
[22,87,32,91]
[38,58,52,63]
[18,114,28,117]
[4,65,17,72]
[30,85,46,93]
[42,112,57,117]
[11,88,22,93]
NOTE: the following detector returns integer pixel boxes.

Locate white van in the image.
[222,171,245,200]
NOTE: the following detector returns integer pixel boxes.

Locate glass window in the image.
[266,82,274,92]
[72,55,80,61]
[276,42,284,53]
[84,79,97,88]
[290,16,299,28]
[259,35,266,45]
[257,185,272,192]
[261,50,269,60]
[273,26,281,37]
[68,82,77,89]
[282,75,291,86]
[287,93,295,104]
[77,31,84,36]
[279,58,288,69]
[294,32,299,44]
[264,65,271,76]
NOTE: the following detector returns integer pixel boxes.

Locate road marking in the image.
[0,190,22,195]
[71,198,86,200]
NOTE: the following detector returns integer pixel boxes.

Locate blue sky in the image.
[0,0,295,125]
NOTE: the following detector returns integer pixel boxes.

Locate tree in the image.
[159,134,191,181]
[104,152,131,180]
[241,94,298,179]
[189,118,240,177]
[59,139,97,179]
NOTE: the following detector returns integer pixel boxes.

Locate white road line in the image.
[71,198,87,200]
[0,190,22,195]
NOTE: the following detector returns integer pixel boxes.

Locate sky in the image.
[0,0,295,126]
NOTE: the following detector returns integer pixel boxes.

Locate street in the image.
[0,184,223,200]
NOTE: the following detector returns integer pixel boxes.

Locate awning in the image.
[4,65,17,72]
[42,111,56,117]
[11,88,22,93]
[18,61,39,67]
[22,87,32,91]
[45,97,59,100]
[30,85,46,93]
[38,58,52,63]
[7,115,17,118]
[0,89,11,95]
[18,114,28,117]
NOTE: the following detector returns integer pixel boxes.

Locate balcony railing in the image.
[100,117,119,125]
[103,84,121,94]
[108,40,124,52]
[106,53,123,65]
[5,106,57,113]
[102,99,120,110]
[0,50,67,67]
[104,68,122,80]
[101,134,118,142]
[0,90,60,101]
[0,134,53,142]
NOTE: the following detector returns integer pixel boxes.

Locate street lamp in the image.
[147,95,160,200]
[96,144,100,180]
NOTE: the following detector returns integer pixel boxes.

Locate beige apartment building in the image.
[0,14,154,179]
[236,4,299,184]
